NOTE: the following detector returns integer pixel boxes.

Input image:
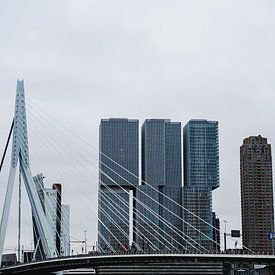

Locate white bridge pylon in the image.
[0,80,55,262]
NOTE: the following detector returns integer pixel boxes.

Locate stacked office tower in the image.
[98,119,139,252]
[98,118,220,252]
[240,135,274,253]
[182,120,219,251]
[32,174,70,259]
[137,119,182,250]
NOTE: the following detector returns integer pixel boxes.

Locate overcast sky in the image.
[0,0,275,253]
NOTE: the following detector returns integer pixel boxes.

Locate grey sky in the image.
[0,0,275,253]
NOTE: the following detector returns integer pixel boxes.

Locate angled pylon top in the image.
[11,79,29,168]
[0,80,55,262]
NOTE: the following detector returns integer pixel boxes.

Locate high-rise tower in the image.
[240,135,274,253]
[98,118,139,251]
[182,119,219,250]
[137,119,182,250]
[32,174,70,259]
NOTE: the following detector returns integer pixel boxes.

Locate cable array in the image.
[2,98,252,256]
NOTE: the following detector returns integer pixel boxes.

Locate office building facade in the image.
[137,119,182,250]
[98,118,139,251]
[32,174,70,259]
[60,204,70,256]
[182,119,219,251]
[240,135,274,253]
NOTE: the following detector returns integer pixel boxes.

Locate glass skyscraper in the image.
[182,119,219,251]
[97,118,219,252]
[137,119,182,251]
[98,118,139,252]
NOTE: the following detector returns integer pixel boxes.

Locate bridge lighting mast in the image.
[0,80,56,263]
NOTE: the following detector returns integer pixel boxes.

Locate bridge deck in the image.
[1,253,275,274]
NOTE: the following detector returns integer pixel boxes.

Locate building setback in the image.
[98,118,139,252]
[182,119,219,251]
[137,119,182,250]
[240,135,274,253]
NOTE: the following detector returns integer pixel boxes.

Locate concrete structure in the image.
[1,253,275,275]
[137,119,182,250]
[182,119,219,251]
[98,118,139,251]
[240,135,274,253]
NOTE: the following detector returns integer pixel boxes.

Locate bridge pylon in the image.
[0,80,55,262]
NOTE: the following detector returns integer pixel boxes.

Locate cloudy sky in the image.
[0,0,275,253]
